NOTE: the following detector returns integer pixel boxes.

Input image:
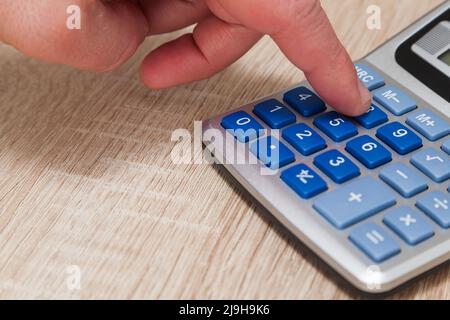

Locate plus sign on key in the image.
[313,176,397,229]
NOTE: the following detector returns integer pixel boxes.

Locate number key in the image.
[354,104,388,129]
[283,87,326,117]
[253,99,296,129]
[376,122,422,155]
[314,150,360,183]
[221,111,264,142]
[314,111,358,142]
[345,135,392,169]
[282,123,327,156]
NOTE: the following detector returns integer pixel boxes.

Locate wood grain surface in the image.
[0,0,448,299]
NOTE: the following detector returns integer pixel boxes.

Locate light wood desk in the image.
[0,0,448,299]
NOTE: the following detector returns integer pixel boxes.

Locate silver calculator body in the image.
[202,2,450,293]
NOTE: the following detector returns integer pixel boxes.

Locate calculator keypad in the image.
[219,63,449,266]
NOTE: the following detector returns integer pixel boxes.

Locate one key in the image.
[354,104,388,129]
[416,191,450,228]
[376,122,422,155]
[282,123,327,156]
[346,135,392,169]
[313,176,396,229]
[355,64,385,91]
[383,206,434,245]
[283,87,326,117]
[313,150,360,184]
[379,163,428,198]
[221,111,264,142]
[313,112,358,142]
[349,222,401,262]
[250,136,295,169]
[406,109,450,141]
[253,99,296,129]
[443,139,450,155]
[373,85,417,116]
[410,148,450,183]
[281,164,328,199]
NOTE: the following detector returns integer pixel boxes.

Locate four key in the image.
[380,163,428,198]
[283,87,326,117]
[410,148,450,183]
[282,123,327,156]
[313,176,396,229]
[354,104,388,129]
[373,85,417,116]
[406,109,450,141]
[416,191,450,228]
[314,150,360,184]
[346,135,392,169]
[376,122,422,155]
[281,164,328,199]
[349,222,401,262]
[314,111,358,142]
[383,206,434,245]
[253,99,296,129]
[250,136,295,169]
[221,111,264,142]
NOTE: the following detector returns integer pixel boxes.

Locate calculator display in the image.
[438,48,450,66]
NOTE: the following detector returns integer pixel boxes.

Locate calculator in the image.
[202,2,450,293]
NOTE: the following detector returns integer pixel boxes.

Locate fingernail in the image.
[358,81,372,110]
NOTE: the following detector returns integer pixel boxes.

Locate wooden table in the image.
[0,0,448,299]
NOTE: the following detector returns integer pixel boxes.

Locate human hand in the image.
[0,0,371,115]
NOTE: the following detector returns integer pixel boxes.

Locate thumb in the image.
[0,0,148,72]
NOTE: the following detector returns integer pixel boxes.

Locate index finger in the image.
[209,0,372,116]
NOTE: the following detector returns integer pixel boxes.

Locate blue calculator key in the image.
[354,104,388,129]
[410,148,450,183]
[383,206,434,246]
[373,85,417,116]
[250,136,295,169]
[349,222,401,262]
[406,109,450,141]
[379,163,428,198]
[253,99,296,129]
[313,112,358,142]
[355,64,385,91]
[345,135,392,169]
[282,123,327,156]
[283,87,326,117]
[313,150,360,184]
[376,122,422,155]
[281,164,328,199]
[443,139,450,155]
[221,111,264,142]
[416,191,450,229]
[313,176,396,229]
